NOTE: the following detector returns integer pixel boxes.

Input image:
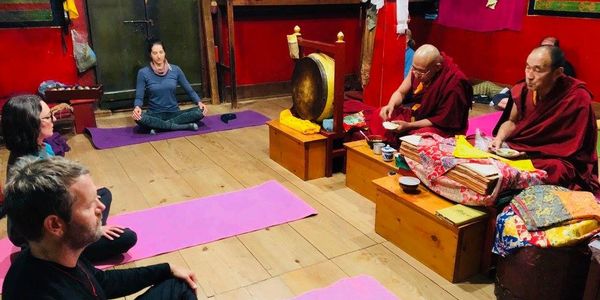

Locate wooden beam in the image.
[200,0,221,105]
[227,0,238,108]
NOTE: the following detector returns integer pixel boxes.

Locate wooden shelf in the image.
[44,85,103,103]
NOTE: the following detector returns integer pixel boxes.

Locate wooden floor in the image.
[0,97,495,299]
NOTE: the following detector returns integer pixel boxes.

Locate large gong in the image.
[291,53,335,122]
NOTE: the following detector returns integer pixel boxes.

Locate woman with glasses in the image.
[1,94,137,262]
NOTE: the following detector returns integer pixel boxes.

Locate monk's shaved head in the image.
[411,44,443,83]
[414,44,442,65]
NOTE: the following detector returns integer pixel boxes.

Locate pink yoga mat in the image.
[466,111,503,137]
[0,180,317,286]
[292,275,398,300]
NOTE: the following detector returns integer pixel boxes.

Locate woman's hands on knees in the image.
[132,106,142,121]
[198,102,208,114]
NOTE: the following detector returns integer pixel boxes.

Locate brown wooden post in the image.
[200,0,221,105]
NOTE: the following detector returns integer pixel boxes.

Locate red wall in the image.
[0,3,361,102]
[411,13,600,99]
[227,6,362,85]
[0,0,94,102]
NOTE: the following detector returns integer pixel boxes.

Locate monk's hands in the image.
[170,264,198,290]
[132,106,142,121]
[198,102,208,114]
[379,104,395,121]
[391,120,411,133]
[490,137,503,151]
[102,225,125,240]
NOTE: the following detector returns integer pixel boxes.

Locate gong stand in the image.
[296,33,346,177]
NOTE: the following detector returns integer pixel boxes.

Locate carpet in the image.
[466,111,503,137]
[0,180,317,286]
[86,110,270,149]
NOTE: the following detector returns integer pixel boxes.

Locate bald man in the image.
[540,36,576,77]
[369,44,472,144]
[492,46,599,196]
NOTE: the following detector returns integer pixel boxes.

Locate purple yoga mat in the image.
[466,111,503,137]
[86,110,270,149]
[0,180,317,286]
[292,275,398,300]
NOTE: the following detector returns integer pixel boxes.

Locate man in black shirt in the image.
[2,156,198,299]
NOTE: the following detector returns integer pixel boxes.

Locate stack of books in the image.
[399,136,500,195]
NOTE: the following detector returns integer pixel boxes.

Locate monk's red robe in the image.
[507,76,600,196]
[368,53,472,145]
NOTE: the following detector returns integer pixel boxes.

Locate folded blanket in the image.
[280,109,321,134]
[510,185,600,231]
[493,205,600,257]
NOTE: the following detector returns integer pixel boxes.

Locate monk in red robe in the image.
[368,44,472,144]
[492,46,600,196]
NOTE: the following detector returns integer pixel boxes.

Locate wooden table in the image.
[267,119,327,180]
[373,175,487,282]
[345,140,400,202]
[44,86,103,134]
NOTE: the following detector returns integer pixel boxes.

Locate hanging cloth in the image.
[64,0,79,20]
[396,0,408,34]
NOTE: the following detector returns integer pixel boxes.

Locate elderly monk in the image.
[368,44,472,145]
[492,46,600,196]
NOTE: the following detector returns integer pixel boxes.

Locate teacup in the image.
[381,145,395,162]
[373,142,385,155]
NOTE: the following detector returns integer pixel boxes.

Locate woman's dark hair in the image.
[1,94,43,168]
[146,38,166,58]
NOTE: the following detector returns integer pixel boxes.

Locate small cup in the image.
[381,145,395,162]
[373,142,385,155]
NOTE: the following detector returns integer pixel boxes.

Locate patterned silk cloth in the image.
[405,133,547,206]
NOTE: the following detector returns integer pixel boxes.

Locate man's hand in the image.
[490,137,503,150]
[391,120,411,133]
[198,102,208,114]
[379,105,395,120]
[132,106,142,121]
[102,225,125,240]
[170,264,198,290]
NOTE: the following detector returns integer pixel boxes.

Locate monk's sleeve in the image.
[426,87,470,131]
[545,89,595,157]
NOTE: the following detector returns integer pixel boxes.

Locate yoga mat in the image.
[466,111,503,137]
[0,180,316,286]
[86,110,270,149]
[292,275,398,300]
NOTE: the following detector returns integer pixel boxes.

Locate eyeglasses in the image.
[411,67,431,77]
[40,113,53,122]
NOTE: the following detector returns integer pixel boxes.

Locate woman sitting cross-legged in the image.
[1,94,137,263]
[132,38,208,134]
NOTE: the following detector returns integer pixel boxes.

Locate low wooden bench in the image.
[345,140,414,202]
[267,120,327,180]
[373,175,487,282]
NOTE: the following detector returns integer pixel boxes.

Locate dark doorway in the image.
[86,0,206,109]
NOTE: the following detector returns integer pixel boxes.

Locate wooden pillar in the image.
[200,0,221,104]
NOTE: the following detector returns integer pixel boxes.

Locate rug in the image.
[466,111,503,137]
[292,275,398,300]
[86,110,270,149]
[0,180,317,286]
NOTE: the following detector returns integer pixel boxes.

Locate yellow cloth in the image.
[413,82,424,94]
[453,135,536,171]
[279,109,321,134]
[545,219,600,247]
[64,0,79,20]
